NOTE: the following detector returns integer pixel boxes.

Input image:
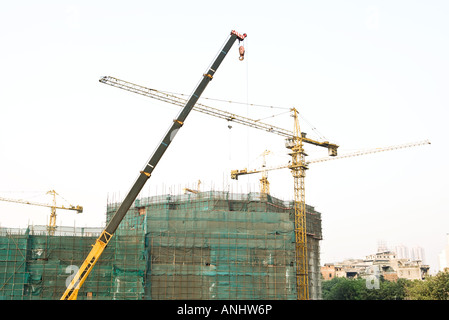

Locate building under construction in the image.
[0,190,323,300]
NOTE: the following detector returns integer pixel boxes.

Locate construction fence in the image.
[0,191,322,300]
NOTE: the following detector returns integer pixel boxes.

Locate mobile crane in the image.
[61,30,247,300]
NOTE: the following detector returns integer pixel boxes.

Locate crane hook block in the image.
[239,45,245,61]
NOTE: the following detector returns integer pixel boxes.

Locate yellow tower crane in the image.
[0,190,83,235]
[183,180,202,194]
[231,139,430,300]
[99,76,338,300]
[253,150,273,195]
[287,108,310,300]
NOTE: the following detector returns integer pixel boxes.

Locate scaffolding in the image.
[0,191,322,300]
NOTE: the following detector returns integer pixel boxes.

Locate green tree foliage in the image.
[322,277,365,300]
[405,271,449,300]
[322,272,449,300]
[322,276,409,300]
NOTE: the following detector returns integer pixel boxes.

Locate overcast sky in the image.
[0,1,448,274]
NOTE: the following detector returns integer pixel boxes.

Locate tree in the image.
[380,278,409,300]
[322,277,365,300]
[406,271,449,300]
[322,276,410,300]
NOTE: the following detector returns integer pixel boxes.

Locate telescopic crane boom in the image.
[61,30,247,300]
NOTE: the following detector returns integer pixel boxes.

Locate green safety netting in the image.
[0,191,322,300]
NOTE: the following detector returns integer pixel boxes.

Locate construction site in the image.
[0,191,323,300]
[0,28,432,301]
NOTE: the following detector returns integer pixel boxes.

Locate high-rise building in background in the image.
[410,246,425,263]
[390,244,426,264]
[394,244,409,260]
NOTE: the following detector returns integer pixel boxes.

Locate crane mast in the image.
[286,108,309,300]
[259,150,272,195]
[61,30,246,300]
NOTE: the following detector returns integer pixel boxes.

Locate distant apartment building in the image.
[321,249,429,282]
[394,244,409,260]
[410,246,425,263]
[321,259,371,281]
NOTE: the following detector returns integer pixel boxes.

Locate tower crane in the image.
[259,150,272,195]
[61,30,247,300]
[0,190,83,235]
[231,139,432,193]
[183,180,202,194]
[232,139,431,296]
[100,79,338,301]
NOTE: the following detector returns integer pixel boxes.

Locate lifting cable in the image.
[296,110,328,142]
[157,89,289,111]
[254,110,291,122]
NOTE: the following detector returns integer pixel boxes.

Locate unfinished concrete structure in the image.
[0,191,323,300]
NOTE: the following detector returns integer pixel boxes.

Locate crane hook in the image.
[239,45,245,61]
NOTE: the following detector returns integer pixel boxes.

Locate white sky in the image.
[0,1,448,274]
